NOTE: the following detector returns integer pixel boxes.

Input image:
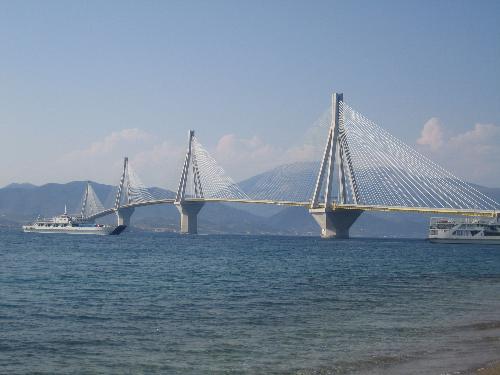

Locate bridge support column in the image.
[116,207,135,227]
[309,208,362,239]
[175,201,204,234]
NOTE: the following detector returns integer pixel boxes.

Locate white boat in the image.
[23,208,124,235]
[23,182,126,235]
[428,217,500,244]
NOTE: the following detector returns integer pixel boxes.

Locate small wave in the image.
[291,354,413,375]
[459,321,500,331]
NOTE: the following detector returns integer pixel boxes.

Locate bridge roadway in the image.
[86,198,499,222]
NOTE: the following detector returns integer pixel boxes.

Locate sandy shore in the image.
[475,362,500,375]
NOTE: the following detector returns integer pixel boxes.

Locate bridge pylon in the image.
[309,93,362,238]
[175,130,205,234]
[116,207,135,227]
[114,157,135,229]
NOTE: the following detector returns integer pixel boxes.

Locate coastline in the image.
[474,362,500,375]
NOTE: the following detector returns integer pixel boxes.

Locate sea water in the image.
[1,230,499,374]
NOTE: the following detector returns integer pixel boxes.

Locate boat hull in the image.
[22,225,121,235]
[430,238,500,245]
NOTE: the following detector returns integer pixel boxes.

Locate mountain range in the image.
[1,180,499,238]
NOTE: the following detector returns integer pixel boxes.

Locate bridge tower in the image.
[309,93,362,238]
[114,157,135,227]
[80,181,90,219]
[175,130,205,234]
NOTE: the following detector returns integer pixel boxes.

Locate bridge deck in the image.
[335,204,497,217]
[85,198,498,221]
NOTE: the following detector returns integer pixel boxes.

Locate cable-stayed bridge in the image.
[81,93,499,238]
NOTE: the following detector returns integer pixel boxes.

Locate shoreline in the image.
[473,361,500,375]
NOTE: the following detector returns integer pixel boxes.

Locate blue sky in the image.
[1,0,499,189]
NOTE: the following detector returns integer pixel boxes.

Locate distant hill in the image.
[0,182,281,235]
[0,181,114,222]
[0,180,498,237]
[2,183,38,190]
[470,184,500,203]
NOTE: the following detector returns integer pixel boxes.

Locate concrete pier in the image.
[309,208,362,239]
[175,201,205,234]
[116,207,135,227]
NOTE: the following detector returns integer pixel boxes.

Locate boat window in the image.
[437,224,454,229]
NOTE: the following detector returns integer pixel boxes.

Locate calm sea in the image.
[1,230,499,374]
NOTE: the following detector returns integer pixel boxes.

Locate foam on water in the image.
[0,230,499,374]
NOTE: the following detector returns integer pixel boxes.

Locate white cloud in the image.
[212,132,327,181]
[214,134,283,181]
[449,123,500,150]
[417,117,444,150]
[57,129,184,190]
[416,120,500,187]
[131,141,185,188]
[66,128,153,158]
[133,141,183,166]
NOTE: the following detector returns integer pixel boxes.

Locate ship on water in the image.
[428,217,500,244]
[22,182,125,235]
